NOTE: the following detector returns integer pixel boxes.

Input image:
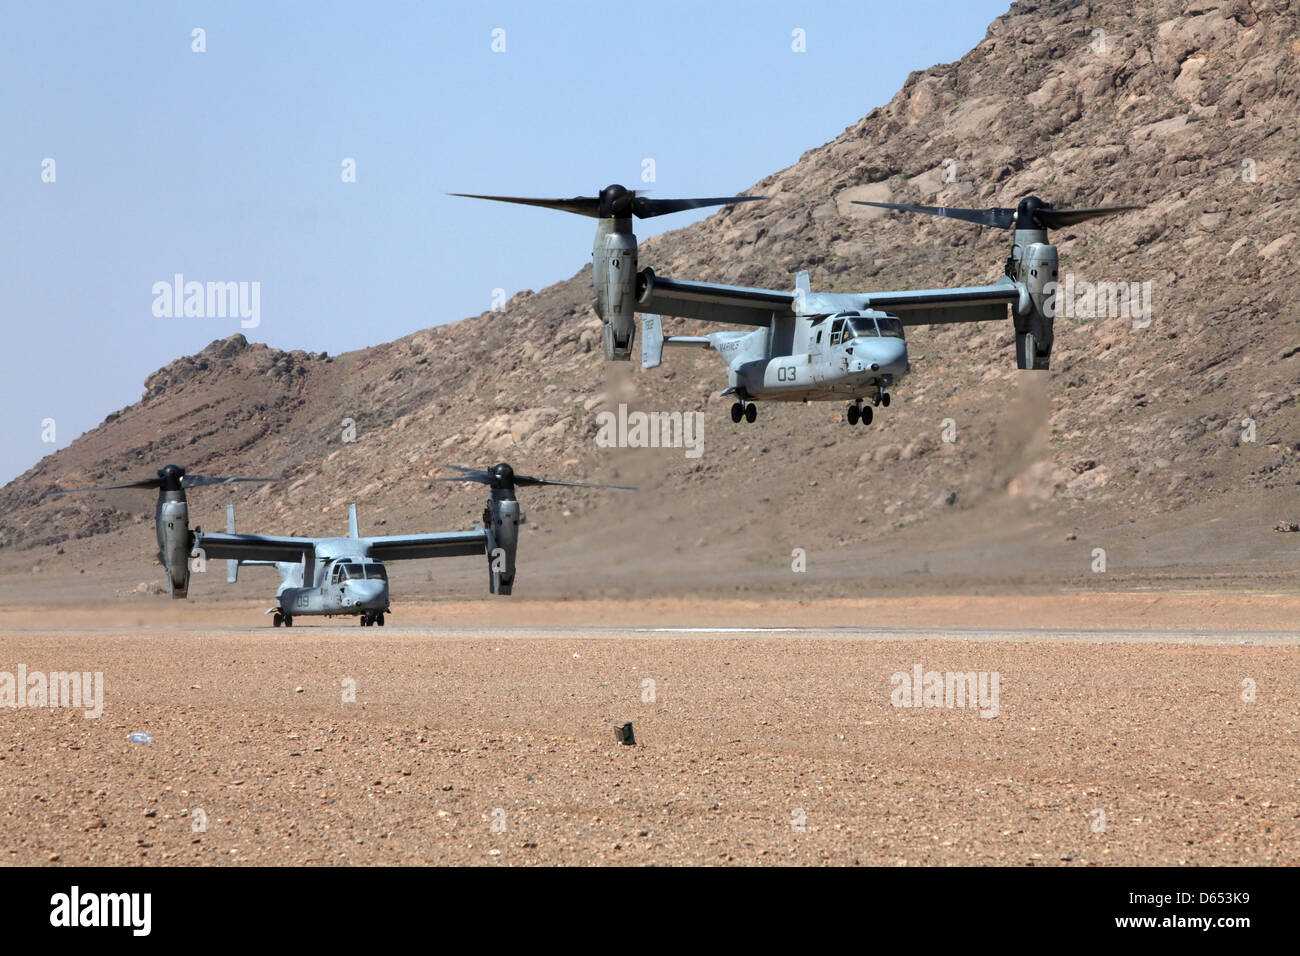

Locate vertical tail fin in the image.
[794,270,811,312]
[348,504,359,538]
[641,314,663,369]
[226,504,238,583]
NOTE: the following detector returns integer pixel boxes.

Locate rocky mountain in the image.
[4,0,1298,601]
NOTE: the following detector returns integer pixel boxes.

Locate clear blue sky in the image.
[1,0,1010,485]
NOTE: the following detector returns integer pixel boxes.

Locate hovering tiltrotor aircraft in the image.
[47,462,632,626]
[455,185,1140,425]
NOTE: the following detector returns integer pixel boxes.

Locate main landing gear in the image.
[730,400,758,424]
[272,611,293,627]
[846,402,872,426]
[847,388,890,426]
[359,611,386,627]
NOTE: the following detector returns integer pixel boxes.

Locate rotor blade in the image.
[449,193,602,217]
[852,201,1016,229]
[513,475,637,491]
[1034,205,1145,228]
[180,475,277,489]
[632,196,765,219]
[44,477,163,498]
[433,476,491,485]
[438,465,494,482]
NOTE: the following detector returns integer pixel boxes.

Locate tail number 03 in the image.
[775,365,798,382]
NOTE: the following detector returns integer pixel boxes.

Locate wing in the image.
[635,268,795,327]
[363,529,490,562]
[193,531,317,563]
[859,278,1021,326]
[635,267,1022,328]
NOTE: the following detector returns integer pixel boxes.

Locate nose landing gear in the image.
[359,611,386,627]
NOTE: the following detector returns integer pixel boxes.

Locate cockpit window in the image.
[848,317,878,338]
[829,318,846,346]
[331,561,370,584]
[847,315,905,339]
[366,563,388,582]
[876,316,904,338]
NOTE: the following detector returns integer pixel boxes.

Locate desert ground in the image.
[0,594,1295,866]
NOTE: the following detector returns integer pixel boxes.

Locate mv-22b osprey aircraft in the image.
[47,462,631,625]
[455,185,1140,426]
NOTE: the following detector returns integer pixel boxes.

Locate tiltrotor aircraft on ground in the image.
[455,185,1140,425]
[47,462,631,625]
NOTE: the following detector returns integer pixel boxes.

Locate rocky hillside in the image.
[4,0,1298,599]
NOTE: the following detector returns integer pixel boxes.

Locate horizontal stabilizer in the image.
[642,314,712,369]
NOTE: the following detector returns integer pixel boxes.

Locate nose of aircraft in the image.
[345,579,388,607]
[853,338,909,377]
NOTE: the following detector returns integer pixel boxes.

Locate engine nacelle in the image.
[484,498,521,595]
[1011,232,1057,370]
[592,219,637,360]
[155,490,192,599]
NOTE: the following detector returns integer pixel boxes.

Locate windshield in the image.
[876,316,904,338]
[848,315,904,339]
[847,317,877,338]
[365,563,387,582]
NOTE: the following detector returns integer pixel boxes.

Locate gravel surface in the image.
[1,603,1295,866]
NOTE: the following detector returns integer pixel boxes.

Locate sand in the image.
[0,596,1294,866]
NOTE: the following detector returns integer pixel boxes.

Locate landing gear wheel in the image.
[862,405,873,425]
[730,402,744,423]
[744,403,757,423]
[881,391,891,408]
[359,616,367,626]
[283,615,293,627]
[846,404,860,426]
[376,613,385,627]
[272,612,283,627]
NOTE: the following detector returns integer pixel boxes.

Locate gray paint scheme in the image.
[195,502,510,624]
[462,187,1139,419]
[48,464,528,626]
[49,461,630,625]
